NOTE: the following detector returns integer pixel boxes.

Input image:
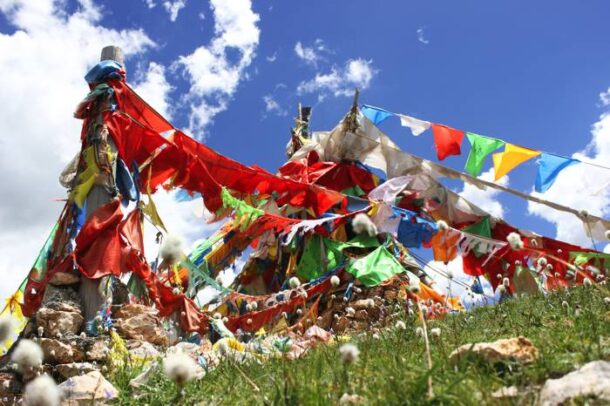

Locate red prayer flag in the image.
[431,124,465,161]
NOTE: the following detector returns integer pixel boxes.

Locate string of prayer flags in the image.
[361,105,394,125]
[398,114,431,136]
[535,153,579,193]
[492,144,541,181]
[431,124,465,161]
[464,133,505,177]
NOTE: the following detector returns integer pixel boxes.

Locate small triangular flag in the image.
[492,144,540,181]
[535,153,579,193]
[464,133,505,177]
[431,124,465,161]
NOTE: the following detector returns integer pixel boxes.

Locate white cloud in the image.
[266,52,277,63]
[177,0,260,134]
[416,27,429,45]
[527,95,610,248]
[143,0,156,9]
[294,39,328,68]
[163,0,186,22]
[458,169,508,218]
[132,62,174,120]
[263,94,286,116]
[600,87,610,107]
[297,58,376,100]
[0,0,154,299]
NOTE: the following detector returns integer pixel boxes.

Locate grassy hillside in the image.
[111,285,610,405]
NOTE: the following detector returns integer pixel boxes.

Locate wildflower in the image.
[23,374,60,406]
[330,275,341,287]
[245,303,253,312]
[342,297,349,303]
[11,339,43,372]
[352,213,378,236]
[561,301,569,309]
[574,308,581,318]
[430,328,441,338]
[420,305,428,317]
[583,278,592,287]
[162,352,198,385]
[507,232,524,250]
[415,327,424,337]
[498,285,506,295]
[435,219,450,231]
[372,333,380,340]
[339,393,364,405]
[160,234,184,265]
[407,309,415,317]
[288,277,301,289]
[502,277,510,287]
[0,318,15,343]
[395,321,406,330]
[339,343,359,364]
[603,297,610,305]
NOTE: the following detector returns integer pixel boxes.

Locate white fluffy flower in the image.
[352,213,378,237]
[583,278,593,287]
[160,234,185,265]
[288,277,301,289]
[502,277,510,287]
[0,318,15,343]
[345,307,355,316]
[162,352,198,385]
[24,374,60,406]
[430,328,441,338]
[11,339,43,372]
[436,220,449,231]
[330,275,341,287]
[339,343,359,364]
[498,285,506,294]
[506,232,524,250]
[537,257,547,267]
[603,297,610,305]
[415,327,424,337]
[395,321,406,330]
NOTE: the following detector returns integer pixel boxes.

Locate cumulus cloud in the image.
[177,0,260,134]
[263,94,286,117]
[527,93,610,248]
[294,39,328,68]
[132,62,173,120]
[163,0,186,22]
[416,27,429,45]
[458,168,509,218]
[297,58,376,100]
[0,0,156,299]
[266,52,277,63]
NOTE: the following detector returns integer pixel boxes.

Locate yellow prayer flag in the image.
[492,144,540,181]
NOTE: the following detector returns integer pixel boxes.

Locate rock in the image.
[354,310,368,321]
[539,360,610,405]
[84,339,109,362]
[55,362,98,379]
[49,272,80,286]
[352,299,373,311]
[334,316,350,333]
[449,336,538,365]
[40,338,85,364]
[167,342,201,357]
[115,313,169,346]
[36,307,84,338]
[58,371,118,404]
[127,340,160,360]
[0,372,22,401]
[41,284,82,311]
[113,304,155,320]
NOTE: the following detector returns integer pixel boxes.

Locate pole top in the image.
[100,46,124,66]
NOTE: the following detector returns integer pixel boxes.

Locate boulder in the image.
[40,338,85,364]
[55,362,98,379]
[449,336,538,365]
[58,371,118,404]
[84,339,109,363]
[41,285,82,311]
[114,313,168,346]
[36,307,84,338]
[49,272,81,286]
[539,360,610,405]
[334,316,350,333]
[0,372,22,401]
[113,304,155,320]
[127,340,160,360]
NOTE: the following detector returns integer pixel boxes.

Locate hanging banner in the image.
[464,133,505,177]
[492,143,541,181]
[535,153,579,193]
[431,124,465,161]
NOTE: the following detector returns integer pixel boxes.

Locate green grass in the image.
[111,285,610,405]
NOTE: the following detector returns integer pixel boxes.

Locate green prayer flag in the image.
[345,246,405,287]
[463,216,492,238]
[465,133,505,177]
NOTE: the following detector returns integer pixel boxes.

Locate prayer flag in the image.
[535,153,578,193]
[492,144,540,181]
[361,105,394,125]
[464,133,505,176]
[431,124,465,161]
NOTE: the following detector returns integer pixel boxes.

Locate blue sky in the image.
[0,0,609,299]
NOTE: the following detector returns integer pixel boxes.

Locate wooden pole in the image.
[79,46,124,324]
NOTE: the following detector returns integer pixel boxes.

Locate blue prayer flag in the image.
[535,153,579,193]
[361,105,394,125]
